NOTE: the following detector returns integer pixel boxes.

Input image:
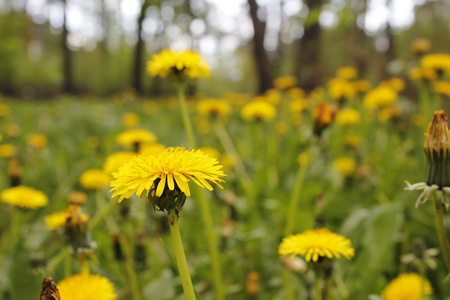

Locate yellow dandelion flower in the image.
[274,76,297,90]
[434,80,450,97]
[147,49,211,79]
[58,273,117,300]
[0,186,48,209]
[289,98,308,114]
[421,53,450,74]
[103,152,136,175]
[139,142,165,155]
[344,135,362,148]
[0,103,10,117]
[378,105,402,123]
[411,38,431,54]
[363,86,397,109]
[336,67,358,80]
[0,144,16,157]
[333,157,357,176]
[197,99,232,118]
[264,89,282,106]
[381,77,405,92]
[5,123,20,136]
[297,152,313,166]
[336,108,361,126]
[44,209,89,230]
[409,67,437,81]
[241,100,277,122]
[279,228,354,262]
[110,147,226,203]
[80,169,110,190]
[220,153,234,170]
[44,210,69,230]
[122,112,140,128]
[328,78,356,101]
[353,79,371,93]
[115,129,157,148]
[198,147,221,160]
[381,273,432,300]
[287,87,305,99]
[28,134,47,149]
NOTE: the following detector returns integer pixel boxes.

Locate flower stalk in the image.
[168,209,196,300]
[434,195,450,273]
[177,84,225,300]
[177,84,196,149]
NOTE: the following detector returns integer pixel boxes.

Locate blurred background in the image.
[0,0,447,98]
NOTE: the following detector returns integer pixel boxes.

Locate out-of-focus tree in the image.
[247,0,274,94]
[295,0,323,91]
[61,0,74,94]
[132,0,151,94]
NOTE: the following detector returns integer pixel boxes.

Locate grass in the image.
[0,81,449,299]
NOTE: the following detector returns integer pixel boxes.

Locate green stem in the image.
[64,250,72,278]
[314,269,322,300]
[177,83,196,148]
[281,162,308,300]
[194,188,224,300]
[418,81,430,121]
[177,83,225,300]
[124,225,142,300]
[168,209,196,300]
[282,269,294,300]
[213,121,254,203]
[434,197,450,273]
[89,196,118,230]
[284,159,309,236]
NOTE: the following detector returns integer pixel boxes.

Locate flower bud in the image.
[424,110,450,188]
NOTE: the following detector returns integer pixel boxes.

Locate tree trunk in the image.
[61,0,74,94]
[295,0,323,91]
[132,0,150,95]
[382,0,395,78]
[247,0,273,94]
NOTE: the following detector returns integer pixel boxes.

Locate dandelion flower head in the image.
[28,134,47,149]
[80,169,110,190]
[147,49,211,79]
[363,86,397,109]
[110,147,226,203]
[115,129,157,148]
[333,157,357,176]
[421,53,450,74]
[328,78,356,101]
[44,209,89,230]
[336,108,361,126]
[0,186,48,209]
[122,112,140,128]
[279,228,354,262]
[434,80,450,97]
[0,103,10,117]
[103,152,136,175]
[411,38,431,54]
[409,67,437,81]
[336,67,358,80]
[274,76,297,90]
[241,100,277,122]
[197,99,232,119]
[58,273,117,300]
[0,144,16,157]
[381,273,432,300]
